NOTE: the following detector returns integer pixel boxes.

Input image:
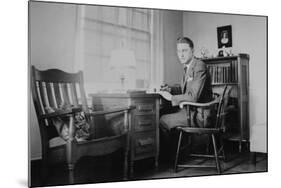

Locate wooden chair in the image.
[30,66,134,183]
[174,85,229,174]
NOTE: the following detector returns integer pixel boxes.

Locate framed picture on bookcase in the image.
[217,25,233,48]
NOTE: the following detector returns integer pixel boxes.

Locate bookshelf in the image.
[202,54,249,152]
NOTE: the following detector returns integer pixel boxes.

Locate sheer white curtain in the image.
[74,5,164,93]
[150,10,164,90]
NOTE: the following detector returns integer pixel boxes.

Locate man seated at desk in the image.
[158,37,213,161]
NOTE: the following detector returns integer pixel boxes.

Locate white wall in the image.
[29,2,78,159]
[183,12,267,151]
[29,2,78,71]
[163,11,183,85]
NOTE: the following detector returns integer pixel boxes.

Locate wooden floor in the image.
[30,144,267,187]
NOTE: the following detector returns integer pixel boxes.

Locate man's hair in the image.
[177,37,194,49]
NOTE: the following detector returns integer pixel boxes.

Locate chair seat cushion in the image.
[49,136,67,148]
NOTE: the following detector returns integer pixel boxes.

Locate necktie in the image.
[182,67,187,93]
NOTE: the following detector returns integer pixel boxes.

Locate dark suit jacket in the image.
[171,58,213,127]
[171,58,212,105]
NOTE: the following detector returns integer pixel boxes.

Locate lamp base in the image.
[120,74,125,91]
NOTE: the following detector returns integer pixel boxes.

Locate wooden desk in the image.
[89,93,160,176]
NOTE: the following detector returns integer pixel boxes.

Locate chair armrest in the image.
[179,98,220,109]
[39,107,82,120]
[85,106,136,116]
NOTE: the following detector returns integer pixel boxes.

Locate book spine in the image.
[235,60,238,82]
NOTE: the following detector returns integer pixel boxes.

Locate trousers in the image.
[160,107,212,131]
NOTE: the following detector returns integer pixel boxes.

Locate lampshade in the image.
[108,48,137,69]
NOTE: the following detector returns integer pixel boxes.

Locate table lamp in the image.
[108,47,137,91]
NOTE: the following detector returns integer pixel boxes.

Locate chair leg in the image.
[123,148,129,180]
[205,135,211,154]
[174,131,183,172]
[211,134,221,174]
[67,163,75,184]
[219,136,226,162]
[188,135,192,153]
[129,158,134,179]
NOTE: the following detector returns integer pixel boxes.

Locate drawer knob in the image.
[138,138,154,146]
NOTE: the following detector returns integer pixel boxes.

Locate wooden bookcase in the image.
[202,54,249,151]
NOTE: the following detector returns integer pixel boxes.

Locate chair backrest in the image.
[31,66,89,116]
[31,66,91,141]
[214,85,229,129]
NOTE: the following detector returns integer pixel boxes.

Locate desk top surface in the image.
[89,92,160,98]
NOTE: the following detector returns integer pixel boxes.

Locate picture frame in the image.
[217,25,232,48]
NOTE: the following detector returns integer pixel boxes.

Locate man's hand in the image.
[160,84,171,92]
[159,91,172,101]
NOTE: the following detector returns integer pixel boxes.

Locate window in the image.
[74,5,163,93]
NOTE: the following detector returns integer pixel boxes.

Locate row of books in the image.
[206,60,238,84]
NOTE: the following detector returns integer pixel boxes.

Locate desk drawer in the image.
[133,99,155,114]
[134,131,156,157]
[91,98,129,111]
[134,115,155,132]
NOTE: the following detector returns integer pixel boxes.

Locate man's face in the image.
[177,43,194,65]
